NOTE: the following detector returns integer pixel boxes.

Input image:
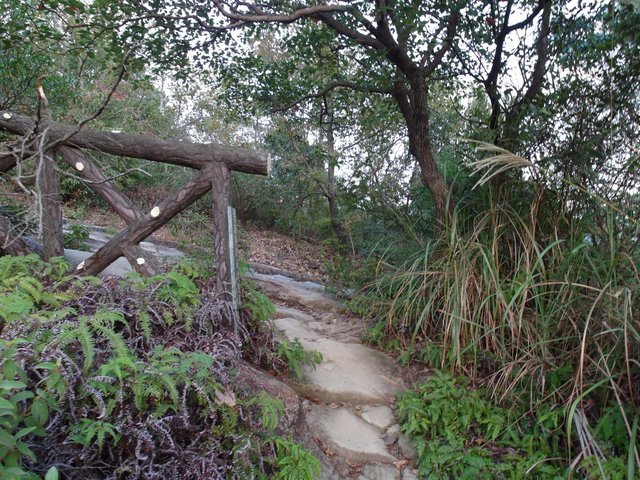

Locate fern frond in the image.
[17,276,44,303]
[138,311,152,341]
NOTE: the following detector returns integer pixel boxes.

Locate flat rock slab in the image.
[275,316,403,404]
[64,225,185,259]
[306,404,396,464]
[357,463,401,480]
[360,405,395,430]
[275,306,316,323]
[248,271,346,313]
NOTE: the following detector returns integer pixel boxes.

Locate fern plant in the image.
[70,419,121,452]
[272,437,321,480]
[276,339,322,380]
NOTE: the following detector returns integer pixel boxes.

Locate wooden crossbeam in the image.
[58,146,158,276]
[0,111,270,175]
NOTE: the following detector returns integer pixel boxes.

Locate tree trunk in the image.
[211,163,232,297]
[37,150,64,260]
[324,97,348,245]
[395,75,451,226]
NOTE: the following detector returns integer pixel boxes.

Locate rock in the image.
[402,469,420,480]
[249,262,319,283]
[305,404,397,463]
[273,317,322,342]
[398,434,417,460]
[65,249,134,276]
[384,424,401,446]
[274,306,315,323]
[236,363,301,434]
[321,313,337,324]
[357,463,400,480]
[360,405,395,430]
[248,271,346,313]
[273,314,403,404]
[289,340,403,404]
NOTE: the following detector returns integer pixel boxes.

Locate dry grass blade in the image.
[460,139,534,189]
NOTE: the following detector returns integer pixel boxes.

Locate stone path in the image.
[248,272,419,480]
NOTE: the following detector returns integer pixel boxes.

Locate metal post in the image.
[227,205,240,311]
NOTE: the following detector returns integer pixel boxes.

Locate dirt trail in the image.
[248,272,418,480]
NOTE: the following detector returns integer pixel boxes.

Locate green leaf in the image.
[10,391,34,404]
[0,398,16,410]
[30,399,49,426]
[0,381,27,390]
[16,440,36,461]
[0,428,16,448]
[45,467,60,480]
[14,427,36,440]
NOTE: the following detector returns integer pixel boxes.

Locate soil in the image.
[239,227,333,283]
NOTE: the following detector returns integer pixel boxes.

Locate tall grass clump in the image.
[373,202,638,401]
[367,147,639,473]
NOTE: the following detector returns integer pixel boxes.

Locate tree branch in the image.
[271,81,394,112]
[422,11,460,76]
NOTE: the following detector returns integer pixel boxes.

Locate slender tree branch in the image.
[422,11,460,76]
[272,81,393,112]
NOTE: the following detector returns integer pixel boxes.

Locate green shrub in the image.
[63,224,91,250]
[398,371,637,479]
[0,255,319,478]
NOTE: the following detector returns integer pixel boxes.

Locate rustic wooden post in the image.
[37,150,64,260]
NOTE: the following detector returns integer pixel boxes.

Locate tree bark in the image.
[324,96,347,245]
[0,111,270,175]
[57,147,158,275]
[211,163,232,296]
[394,75,451,226]
[58,146,141,224]
[37,150,64,260]
[0,215,32,256]
[0,152,19,173]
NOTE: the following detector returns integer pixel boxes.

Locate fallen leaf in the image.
[214,389,236,407]
[394,459,409,470]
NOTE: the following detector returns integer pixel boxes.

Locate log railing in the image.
[0,109,270,301]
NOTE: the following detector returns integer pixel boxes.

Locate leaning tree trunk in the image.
[403,74,451,226]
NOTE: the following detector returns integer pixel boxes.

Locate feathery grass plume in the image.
[461,139,534,189]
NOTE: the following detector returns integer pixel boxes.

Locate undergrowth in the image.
[0,254,319,479]
[362,201,639,477]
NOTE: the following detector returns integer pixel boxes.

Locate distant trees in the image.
[2,0,638,245]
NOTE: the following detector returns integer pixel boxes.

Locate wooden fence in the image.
[0,110,270,299]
